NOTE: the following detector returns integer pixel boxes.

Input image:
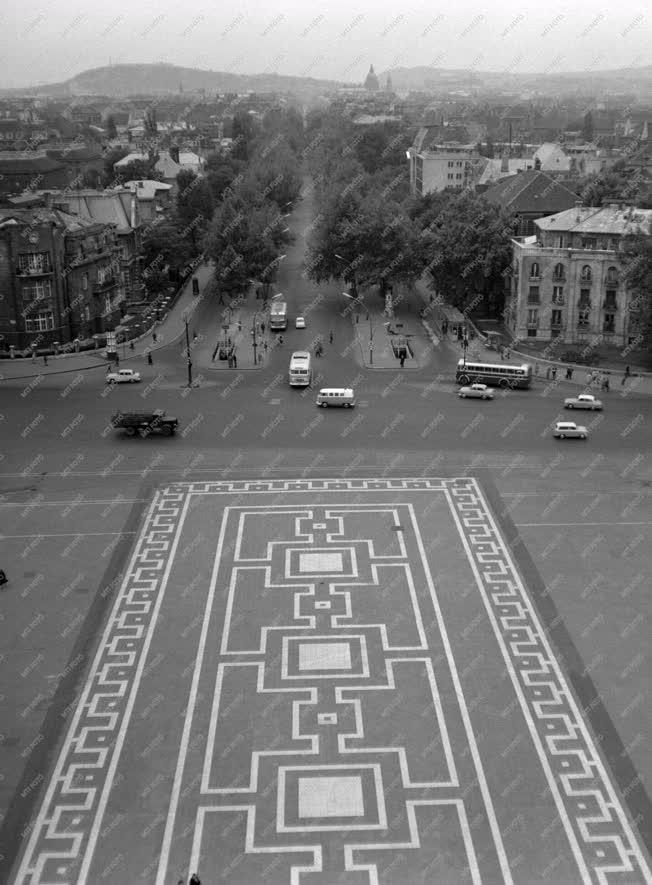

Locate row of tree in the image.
[136,107,304,299]
[303,110,514,313]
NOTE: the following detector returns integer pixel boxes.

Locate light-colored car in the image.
[564,393,603,410]
[295,316,306,329]
[458,383,494,400]
[553,421,588,439]
[106,368,141,384]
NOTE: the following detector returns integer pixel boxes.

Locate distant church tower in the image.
[364,65,380,92]
[386,72,393,93]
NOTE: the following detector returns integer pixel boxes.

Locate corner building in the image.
[506,204,652,346]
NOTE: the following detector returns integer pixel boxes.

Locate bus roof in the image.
[457,358,530,370]
[290,351,310,361]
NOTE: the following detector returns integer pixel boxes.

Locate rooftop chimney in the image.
[574,200,582,223]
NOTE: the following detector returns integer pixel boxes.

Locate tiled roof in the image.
[51,190,133,231]
[483,170,578,213]
[536,205,652,235]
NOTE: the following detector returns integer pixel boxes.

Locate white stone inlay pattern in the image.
[299,642,351,671]
[298,776,364,818]
[298,552,343,573]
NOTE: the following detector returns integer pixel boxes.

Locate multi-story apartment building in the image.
[506,204,652,346]
[407,139,485,196]
[0,198,126,349]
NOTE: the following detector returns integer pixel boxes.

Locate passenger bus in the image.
[456,359,532,389]
[289,350,312,387]
[269,299,288,330]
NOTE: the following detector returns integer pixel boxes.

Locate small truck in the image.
[111,409,179,437]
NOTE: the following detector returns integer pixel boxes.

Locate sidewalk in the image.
[410,275,652,396]
[347,284,434,370]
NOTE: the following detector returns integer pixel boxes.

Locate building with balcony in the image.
[0,199,126,349]
[505,204,652,346]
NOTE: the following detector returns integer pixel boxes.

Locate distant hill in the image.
[0,63,345,99]
[386,65,652,98]
[4,61,652,101]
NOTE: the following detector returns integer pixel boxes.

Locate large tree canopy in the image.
[622,233,652,361]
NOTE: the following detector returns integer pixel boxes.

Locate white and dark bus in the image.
[456,359,532,389]
[289,350,312,387]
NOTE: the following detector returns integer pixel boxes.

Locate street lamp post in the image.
[184,314,193,387]
[251,311,259,365]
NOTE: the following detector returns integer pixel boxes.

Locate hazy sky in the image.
[0,0,649,88]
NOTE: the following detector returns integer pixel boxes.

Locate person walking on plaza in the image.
[261,322,265,335]
[152,331,157,343]
[147,351,153,366]
[329,330,334,345]
[551,366,557,381]
[622,366,630,385]
[43,354,48,366]
[278,335,283,346]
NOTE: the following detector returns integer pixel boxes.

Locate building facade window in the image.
[552,286,564,305]
[603,313,615,333]
[82,273,88,290]
[553,262,565,281]
[527,286,540,303]
[581,238,596,249]
[577,309,590,328]
[580,265,592,282]
[530,262,540,279]
[606,266,618,284]
[21,279,52,307]
[579,289,591,308]
[551,309,563,327]
[604,290,617,311]
[527,308,538,325]
[25,310,54,332]
[18,252,51,273]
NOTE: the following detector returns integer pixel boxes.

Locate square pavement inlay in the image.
[298,552,343,573]
[298,775,364,818]
[299,642,351,671]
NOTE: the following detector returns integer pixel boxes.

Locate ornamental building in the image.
[506,204,652,347]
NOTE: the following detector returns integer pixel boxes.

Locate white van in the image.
[289,351,312,387]
[316,388,356,408]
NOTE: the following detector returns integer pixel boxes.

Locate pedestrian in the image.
[237,320,242,332]
[400,354,405,368]
[263,339,268,352]
[551,367,557,381]
[568,367,573,380]
[228,355,233,368]
[261,322,265,335]
[152,332,157,343]
[129,340,135,350]
[329,330,334,344]
[565,367,571,380]
[147,352,153,366]
[43,354,48,366]
[604,375,610,391]
[625,365,631,378]
[279,335,283,346]
[233,353,237,368]
[546,366,551,380]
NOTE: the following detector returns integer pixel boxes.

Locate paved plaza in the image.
[13,478,652,884]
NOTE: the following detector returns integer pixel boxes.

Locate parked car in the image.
[458,383,494,400]
[106,368,141,384]
[111,410,179,437]
[564,393,603,410]
[295,316,306,329]
[553,421,588,439]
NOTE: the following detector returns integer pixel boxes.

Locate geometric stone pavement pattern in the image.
[13,478,652,885]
